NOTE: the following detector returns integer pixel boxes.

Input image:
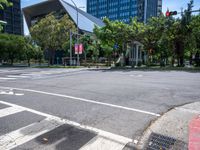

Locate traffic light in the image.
[166,10,177,17]
[170,11,177,16]
[166,10,170,17]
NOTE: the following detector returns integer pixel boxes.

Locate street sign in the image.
[78,44,83,54]
[0,20,7,25]
[114,44,118,49]
[75,44,84,55]
[75,44,79,54]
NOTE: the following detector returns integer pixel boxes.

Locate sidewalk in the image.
[137,102,200,150]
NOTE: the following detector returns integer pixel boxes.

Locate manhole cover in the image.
[145,133,187,150]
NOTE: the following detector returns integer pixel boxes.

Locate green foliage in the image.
[0,0,12,10]
[0,34,26,65]
[93,0,200,67]
[23,36,43,66]
[30,13,76,65]
[0,34,43,66]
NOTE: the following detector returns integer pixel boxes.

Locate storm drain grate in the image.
[145,133,187,150]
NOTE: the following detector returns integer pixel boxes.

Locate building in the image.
[0,0,23,35]
[87,0,162,23]
[23,0,104,33]
[23,0,104,65]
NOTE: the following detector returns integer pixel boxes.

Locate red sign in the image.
[189,115,200,150]
[75,44,84,55]
[79,44,83,54]
[75,44,79,54]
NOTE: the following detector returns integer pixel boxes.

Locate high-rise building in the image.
[87,0,162,23]
[23,0,104,33]
[0,0,23,35]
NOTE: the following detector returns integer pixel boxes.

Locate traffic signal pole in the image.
[166,9,200,17]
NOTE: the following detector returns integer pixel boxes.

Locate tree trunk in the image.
[175,41,184,67]
[84,52,87,66]
[180,56,184,67]
[11,59,14,66]
[48,49,51,67]
[189,53,192,65]
[28,59,30,67]
[51,49,56,65]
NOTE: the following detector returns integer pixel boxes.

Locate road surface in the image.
[0,67,199,149]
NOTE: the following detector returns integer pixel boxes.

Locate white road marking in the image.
[0,86,160,117]
[7,75,28,78]
[0,118,63,150]
[137,75,143,77]
[0,77,16,80]
[130,74,143,77]
[0,90,24,96]
[80,136,126,150]
[14,93,24,96]
[0,107,25,118]
[0,91,14,95]
[0,101,132,149]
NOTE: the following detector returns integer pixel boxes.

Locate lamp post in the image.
[0,20,7,32]
[0,20,7,28]
[0,20,7,25]
[71,0,80,66]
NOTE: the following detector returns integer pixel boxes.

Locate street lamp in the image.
[0,20,7,32]
[70,0,85,66]
[0,20,7,25]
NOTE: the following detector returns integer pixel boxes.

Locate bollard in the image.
[189,115,200,150]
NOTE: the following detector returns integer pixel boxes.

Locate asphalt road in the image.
[0,67,200,150]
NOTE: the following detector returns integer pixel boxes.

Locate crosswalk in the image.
[0,101,132,150]
[0,69,87,81]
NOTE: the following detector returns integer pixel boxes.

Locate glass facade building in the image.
[87,0,162,23]
[23,0,104,33]
[0,0,23,35]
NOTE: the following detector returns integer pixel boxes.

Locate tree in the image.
[141,15,166,65]
[101,44,113,66]
[189,15,200,66]
[0,0,12,9]
[0,34,26,65]
[23,36,43,67]
[92,0,199,68]
[30,13,76,65]
[79,34,92,63]
[94,18,130,65]
[87,37,100,64]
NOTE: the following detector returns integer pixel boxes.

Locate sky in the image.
[21,0,200,35]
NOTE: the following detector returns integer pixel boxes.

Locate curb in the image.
[136,102,200,150]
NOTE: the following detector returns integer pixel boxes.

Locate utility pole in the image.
[71,0,80,66]
[70,30,72,66]
[144,0,147,24]
[0,20,7,31]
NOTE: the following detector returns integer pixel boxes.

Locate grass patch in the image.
[111,66,200,72]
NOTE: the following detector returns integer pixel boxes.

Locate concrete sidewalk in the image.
[137,102,200,150]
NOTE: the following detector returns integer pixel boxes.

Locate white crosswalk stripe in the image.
[0,118,63,150]
[0,77,16,80]
[7,75,29,78]
[0,101,132,150]
[0,107,25,118]
[0,69,87,81]
[80,136,126,150]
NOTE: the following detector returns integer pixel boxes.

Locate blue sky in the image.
[22,0,200,35]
